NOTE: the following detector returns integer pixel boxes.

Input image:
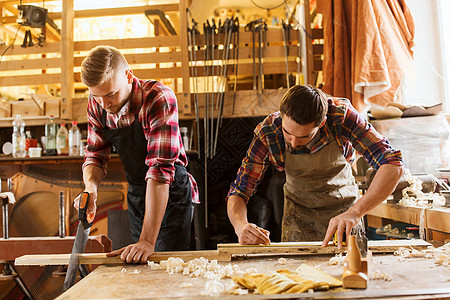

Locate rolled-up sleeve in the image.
[227,127,272,203]
[142,89,180,184]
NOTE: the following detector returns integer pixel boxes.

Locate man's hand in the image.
[107,240,155,263]
[322,210,360,249]
[236,223,271,245]
[73,190,97,216]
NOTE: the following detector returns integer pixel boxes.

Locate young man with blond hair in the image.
[75,46,198,263]
[227,85,403,248]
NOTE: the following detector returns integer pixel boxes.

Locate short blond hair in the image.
[81,46,128,87]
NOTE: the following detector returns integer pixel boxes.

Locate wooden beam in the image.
[0,52,181,71]
[178,0,190,115]
[0,4,180,24]
[74,35,180,51]
[15,250,232,266]
[60,0,73,119]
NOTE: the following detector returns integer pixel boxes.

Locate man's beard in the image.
[105,96,129,114]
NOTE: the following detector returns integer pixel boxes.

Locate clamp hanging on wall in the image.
[21,30,34,48]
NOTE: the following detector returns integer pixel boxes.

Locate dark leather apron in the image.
[282,127,359,241]
[100,101,193,251]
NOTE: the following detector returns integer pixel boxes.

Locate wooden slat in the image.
[312,28,324,39]
[15,250,232,266]
[0,73,60,86]
[0,35,179,57]
[1,4,179,24]
[0,43,61,56]
[74,36,180,51]
[0,57,61,71]
[313,44,324,55]
[217,240,431,255]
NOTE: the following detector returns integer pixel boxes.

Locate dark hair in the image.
[279,84,328,126]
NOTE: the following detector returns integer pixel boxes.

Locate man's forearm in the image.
[348,164,404,218]
[83,164,104,192]
[227,195,249,232]
[139,179,169,246]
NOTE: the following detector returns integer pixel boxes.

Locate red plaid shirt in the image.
[83,76,199,204]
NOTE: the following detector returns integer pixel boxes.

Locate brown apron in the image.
[282,134,359,242]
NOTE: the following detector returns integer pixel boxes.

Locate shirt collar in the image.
[116,76,142,118]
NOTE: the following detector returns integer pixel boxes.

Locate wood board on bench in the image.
[217,239,431,255]
[15,250,232,266]
[15,239,431,266]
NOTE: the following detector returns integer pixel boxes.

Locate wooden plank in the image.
[368,203,423,226]
[0,35,179,57]
[74,36,180,51]
[426,208,450,233]
[0,73,60,86]
[0,4,179,24]
[60,0,74,119]
[0,43,61,56]
[217,240,431,255]
[15,250,232,266]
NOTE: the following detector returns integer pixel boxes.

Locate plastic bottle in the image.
[180,127,189,151]
[12,114,26,157]
[69,121,81,156]
[45,115,58,156]
[56,123,69,155]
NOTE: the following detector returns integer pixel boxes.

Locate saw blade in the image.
[62,222,90,292]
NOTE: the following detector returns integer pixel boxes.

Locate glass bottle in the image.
[12,114,26,157]
[45,115,57,156]
[56,123,69,155]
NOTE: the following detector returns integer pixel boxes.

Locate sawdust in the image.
[371,269,392,281]
[394,242,450,268]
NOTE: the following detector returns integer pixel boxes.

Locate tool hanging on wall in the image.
[213,17,237,156]
[203,20,210,227]
[187,15,201,160]
[231,17,240,115]
[208,19,215,160]
[21,29,34,48]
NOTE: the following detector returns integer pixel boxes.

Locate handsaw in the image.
[62,192,95,292]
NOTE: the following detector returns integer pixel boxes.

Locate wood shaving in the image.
[328,253,346,265]
[200,280,224,296]
[278,258,287,265]
[394,242,450,268]
[371,269,392,281]
[120,268,140,274]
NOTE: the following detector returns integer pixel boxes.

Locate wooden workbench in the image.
[367,203,450,242]
[56,253,450,299]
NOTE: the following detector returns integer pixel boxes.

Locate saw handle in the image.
[78,192,95,230]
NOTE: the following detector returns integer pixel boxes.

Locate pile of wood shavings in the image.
[399,170,445,207]
[148,257,257,296]
[394,242,450,268]
[328,253,346,265]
